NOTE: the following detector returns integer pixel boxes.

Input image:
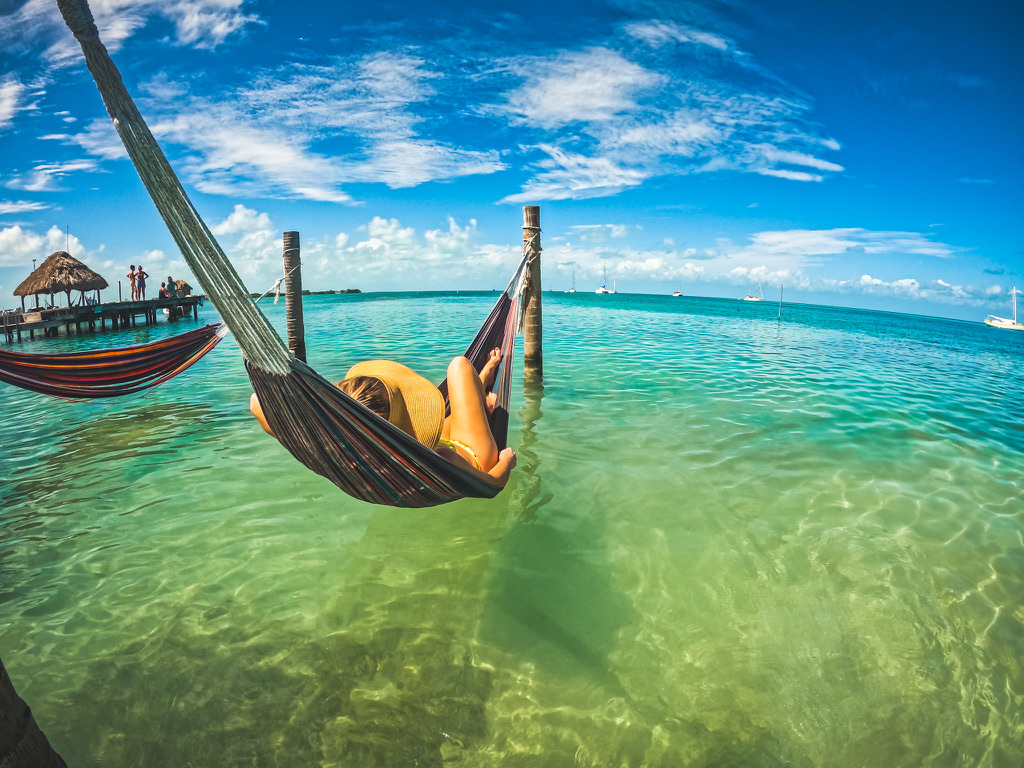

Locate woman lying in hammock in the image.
[249,349,517,488]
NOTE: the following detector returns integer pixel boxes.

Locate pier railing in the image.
[2,296,204,342]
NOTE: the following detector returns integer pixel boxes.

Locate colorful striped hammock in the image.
[58,0,530,507]
[250,290,522,507]
[0,324,226,399]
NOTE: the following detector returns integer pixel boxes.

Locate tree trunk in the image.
[0,658,67,768]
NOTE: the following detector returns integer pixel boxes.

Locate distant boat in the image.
[564,269,576,294]
[672,280,682,297]
[596,264,615,294]
[985,286,1024,331]
[743,282,764,301]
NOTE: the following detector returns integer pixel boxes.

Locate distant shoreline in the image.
[247,288,362,298]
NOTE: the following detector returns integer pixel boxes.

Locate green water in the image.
[2,292,1022,766]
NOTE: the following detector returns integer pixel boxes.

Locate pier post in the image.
[283,231,306,362]
[522,206,543,380]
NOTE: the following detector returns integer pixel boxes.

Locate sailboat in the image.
[743,282,764,301]
[596,263,615,294]
[985,286,1024,331]
[564,269,576,294]
[672,279,682,297]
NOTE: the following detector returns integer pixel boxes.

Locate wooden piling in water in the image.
[283,231,306,363]
[522,206,543,380]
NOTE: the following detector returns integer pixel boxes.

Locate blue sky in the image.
[1,0,1021,320]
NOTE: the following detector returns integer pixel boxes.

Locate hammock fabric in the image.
[0,324,226,399]
[58,0,532,507]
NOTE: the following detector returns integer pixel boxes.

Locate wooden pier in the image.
[2,296,204,342]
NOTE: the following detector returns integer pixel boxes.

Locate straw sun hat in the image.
[344,360,444,448]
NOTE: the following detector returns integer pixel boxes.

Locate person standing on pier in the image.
[137,265,149,300]
[127,265,138,301]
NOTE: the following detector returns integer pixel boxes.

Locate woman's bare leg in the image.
[442,355,499,471]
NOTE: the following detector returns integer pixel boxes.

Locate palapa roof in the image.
[14,251,109,296]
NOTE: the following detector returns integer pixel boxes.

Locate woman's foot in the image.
[480,347,501,390]
[485,391,498,415]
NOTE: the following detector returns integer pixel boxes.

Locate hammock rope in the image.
[57,0,532,507]
[0,324,227,399]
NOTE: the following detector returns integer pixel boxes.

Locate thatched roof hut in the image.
[14,251,109,309]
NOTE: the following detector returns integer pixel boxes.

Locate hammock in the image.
[0,323,227,399]
[57,0,532,507]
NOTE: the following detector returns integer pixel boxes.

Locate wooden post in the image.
[283,231,306,362]
[522,206,542,380]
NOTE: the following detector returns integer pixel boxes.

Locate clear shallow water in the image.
[1,292,1022,767]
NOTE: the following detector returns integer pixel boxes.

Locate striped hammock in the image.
[58,0,532,507]
[0,324,226,399]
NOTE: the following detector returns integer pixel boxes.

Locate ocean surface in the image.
[1,291,1022,767]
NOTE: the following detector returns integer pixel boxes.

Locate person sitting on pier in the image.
[136,265,149,300]
[158,282,169,299]
[127,265,137,300]
[249,348,517,489]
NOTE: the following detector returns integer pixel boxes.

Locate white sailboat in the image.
[985,286,1024,331]
[596,263,615,294]
[564,269,576,293]
[672,279,682,297]
[743,282,764,301]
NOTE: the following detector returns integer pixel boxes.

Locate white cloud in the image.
[365,140,505,189]
[0,200,48,215]
[496,33,843,201]
[51,52,507,201]
[625,21,730,51]
[0,224,92,266]
[3,159,100,192]
[569,224,631,243]
[43,118,126,161]
[209,204,280,282]
[3,0,262,68]
[503,145,647,202]
[502,48,663,129]
[737,228,954,263]
[211,204,273,236]
[0,74,26,131]
[0,225,47,266]
[165,0,263,49]
[200,208,515,291]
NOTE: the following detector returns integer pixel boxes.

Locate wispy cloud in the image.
[1,0,262,68]
[496,28,843,201]
[0,200,49,215]
[3,159,100,192]
[569,224,632,243]
[501,48,662,129]
[624,21,730,51]
[78,53,508,201]
[0,74,27,131]
[733,228,955,264]
[15,3,840,206]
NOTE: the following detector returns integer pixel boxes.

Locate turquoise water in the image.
[2,292,1022,767]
